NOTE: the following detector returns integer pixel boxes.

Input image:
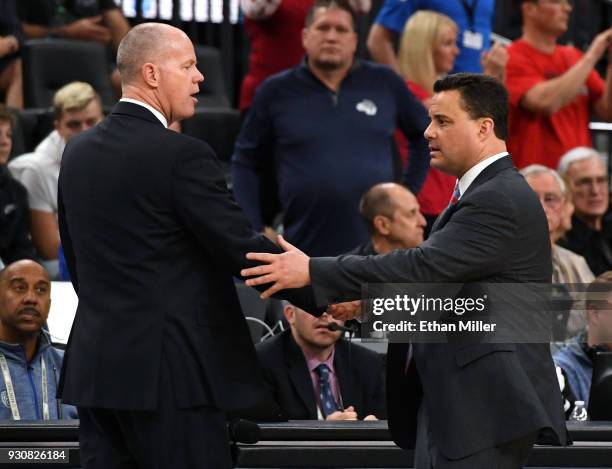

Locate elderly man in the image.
[242,73,568,468]
[9,82,103,273]
[557,147,612,276]
[58,22,322,469]
[232,0,430,257]
[521,164,594,337]
[352,182,426,255]
[256,302,385,420]
[0,260,77,419]
[506,0,612,169]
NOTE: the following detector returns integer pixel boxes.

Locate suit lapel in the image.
[333,341,356,412]
[285,335,318,418]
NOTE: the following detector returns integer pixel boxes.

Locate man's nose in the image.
[21,288,38,305]
[424,123,434,140]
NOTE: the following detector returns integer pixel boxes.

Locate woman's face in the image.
[0,121,12,165]
[432,25,459,75]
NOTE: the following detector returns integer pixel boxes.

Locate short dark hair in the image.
[0,105,14,130]
[305,0,356,31]
[359,184,397,236]
[433,73,508,140]
[586,271,612,311]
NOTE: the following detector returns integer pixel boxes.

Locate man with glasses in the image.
[557,147,612,276]
[9,82,103,278]
[506,0,612,170]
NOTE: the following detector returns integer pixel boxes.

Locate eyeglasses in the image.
[539,193,563,208]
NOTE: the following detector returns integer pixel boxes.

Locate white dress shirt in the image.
[456,151,509,200]
[119,98,168,128]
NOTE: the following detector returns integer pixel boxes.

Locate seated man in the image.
[557,147,612,276]
[0,259,77,419]
[352,182,426,255]
[256,301,386,420]
[554,271,612,405]
[9,82,103,277]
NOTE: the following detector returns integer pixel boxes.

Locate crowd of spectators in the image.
[1,0,612,424]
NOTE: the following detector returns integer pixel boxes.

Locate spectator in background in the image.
[232,0,430,257]
[17,0,130,96]
[0,106,35,266]
[9,82,103,278]
[557,147,612,276]
[352,182,425,255]
[0,0,24,108]
[554,271,612,405]
[521,164,594,337]
[395,10,460,232]
[256,301,385,420]
[366,0,507,81]
[506,0,612,170]
[0,260,78,420]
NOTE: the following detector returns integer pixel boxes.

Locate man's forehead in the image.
[429,91,461,115]
[3,265,49,285]
[569,157,607,177]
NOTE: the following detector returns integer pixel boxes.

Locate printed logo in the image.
[1,391,9,408]
[3,204,15,216]
[356,99,377,116]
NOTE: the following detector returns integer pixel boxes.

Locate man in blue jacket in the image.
[0,260,77,419]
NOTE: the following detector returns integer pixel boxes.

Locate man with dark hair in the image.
[243,73,568,468]
[0,106,35,266]
[506,0,612,169]
[58,22,322,469]
[232,0,430,257]
[354,182,425,255]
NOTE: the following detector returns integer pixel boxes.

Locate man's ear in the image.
[142,63,160,88]
[478,117,495,140]
[283,304,295,324]
[373,215,391,236]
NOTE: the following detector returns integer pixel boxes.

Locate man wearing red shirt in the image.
[506,0,612,170]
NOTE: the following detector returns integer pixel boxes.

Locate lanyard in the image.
[460,0,479,32]
[0,352,50,420]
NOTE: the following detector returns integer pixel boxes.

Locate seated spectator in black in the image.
[0,106,35,266]
[0,0,23,108]
[554,271,612,406]
[521,164,594,337]
[17,0,130,95]
[9,82,103,278]
[352,182,426,255]
[256,301,386,420]
[0,259,77,419]
[557,147,612,275]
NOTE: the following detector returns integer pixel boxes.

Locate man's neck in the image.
[0,329,39,362]
[307,60,352,93]
[372,236,399,255]
[521,27,558,54]
[576,212,603,231]
[457,143,507,180]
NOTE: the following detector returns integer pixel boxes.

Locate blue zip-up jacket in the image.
[553,332,592,405]
[0,333,78,420]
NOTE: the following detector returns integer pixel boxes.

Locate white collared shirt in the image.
[119,98,168,128]
[456,152,509,200]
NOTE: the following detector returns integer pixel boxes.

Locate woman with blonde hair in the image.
[395,10,459,233]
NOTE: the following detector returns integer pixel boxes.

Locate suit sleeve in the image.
[173,139,323,314]
[309,189,519,307]
[57,184,79,294]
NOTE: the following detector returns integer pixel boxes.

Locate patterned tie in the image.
[449,180,461,206]
[315,364,340,417]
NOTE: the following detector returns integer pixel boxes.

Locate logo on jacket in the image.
[3,204,15,216]
[1,391,9,408]
[356,99,377,116]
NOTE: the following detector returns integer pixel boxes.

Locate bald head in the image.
[117,22,190,86]
[0,260,49,285]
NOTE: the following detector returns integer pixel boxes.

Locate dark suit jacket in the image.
[308,156,568,458]
[58,102,320,412]
[255,329,386,420]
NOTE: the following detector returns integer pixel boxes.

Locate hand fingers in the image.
[259,283,282,299]
[246,252,279,263]
[277,234,298,253]
[241,264,273,277]
[364,415,378,421]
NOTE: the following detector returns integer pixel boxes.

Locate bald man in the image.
[57,23,320,469]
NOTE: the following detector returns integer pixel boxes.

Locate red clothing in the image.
[506,39,605,170]
[239,0,314,111]
[396,81,455,216]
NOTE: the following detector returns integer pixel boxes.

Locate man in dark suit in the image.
[256,302,385,420]
[242,74,568,468]
[58,23,321,469]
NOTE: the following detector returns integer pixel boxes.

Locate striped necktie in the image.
[449,180,461,206]
[315,364,340,417]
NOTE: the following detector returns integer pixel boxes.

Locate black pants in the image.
[78,357,231,469]
[415,404,537,469]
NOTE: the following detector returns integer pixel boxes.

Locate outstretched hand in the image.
[242,235,311,298]
[327,300,362,321]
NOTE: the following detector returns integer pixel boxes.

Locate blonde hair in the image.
[398,10,457,93]
[53,81,100,120]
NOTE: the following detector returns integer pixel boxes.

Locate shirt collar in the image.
[304,347,336,375]
[457,152,509,199]
[119,98,168,128]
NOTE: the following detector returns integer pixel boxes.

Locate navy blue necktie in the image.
[315,364,340,417]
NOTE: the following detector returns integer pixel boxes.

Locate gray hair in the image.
[520,164,566,196]
[557,146,604,178]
